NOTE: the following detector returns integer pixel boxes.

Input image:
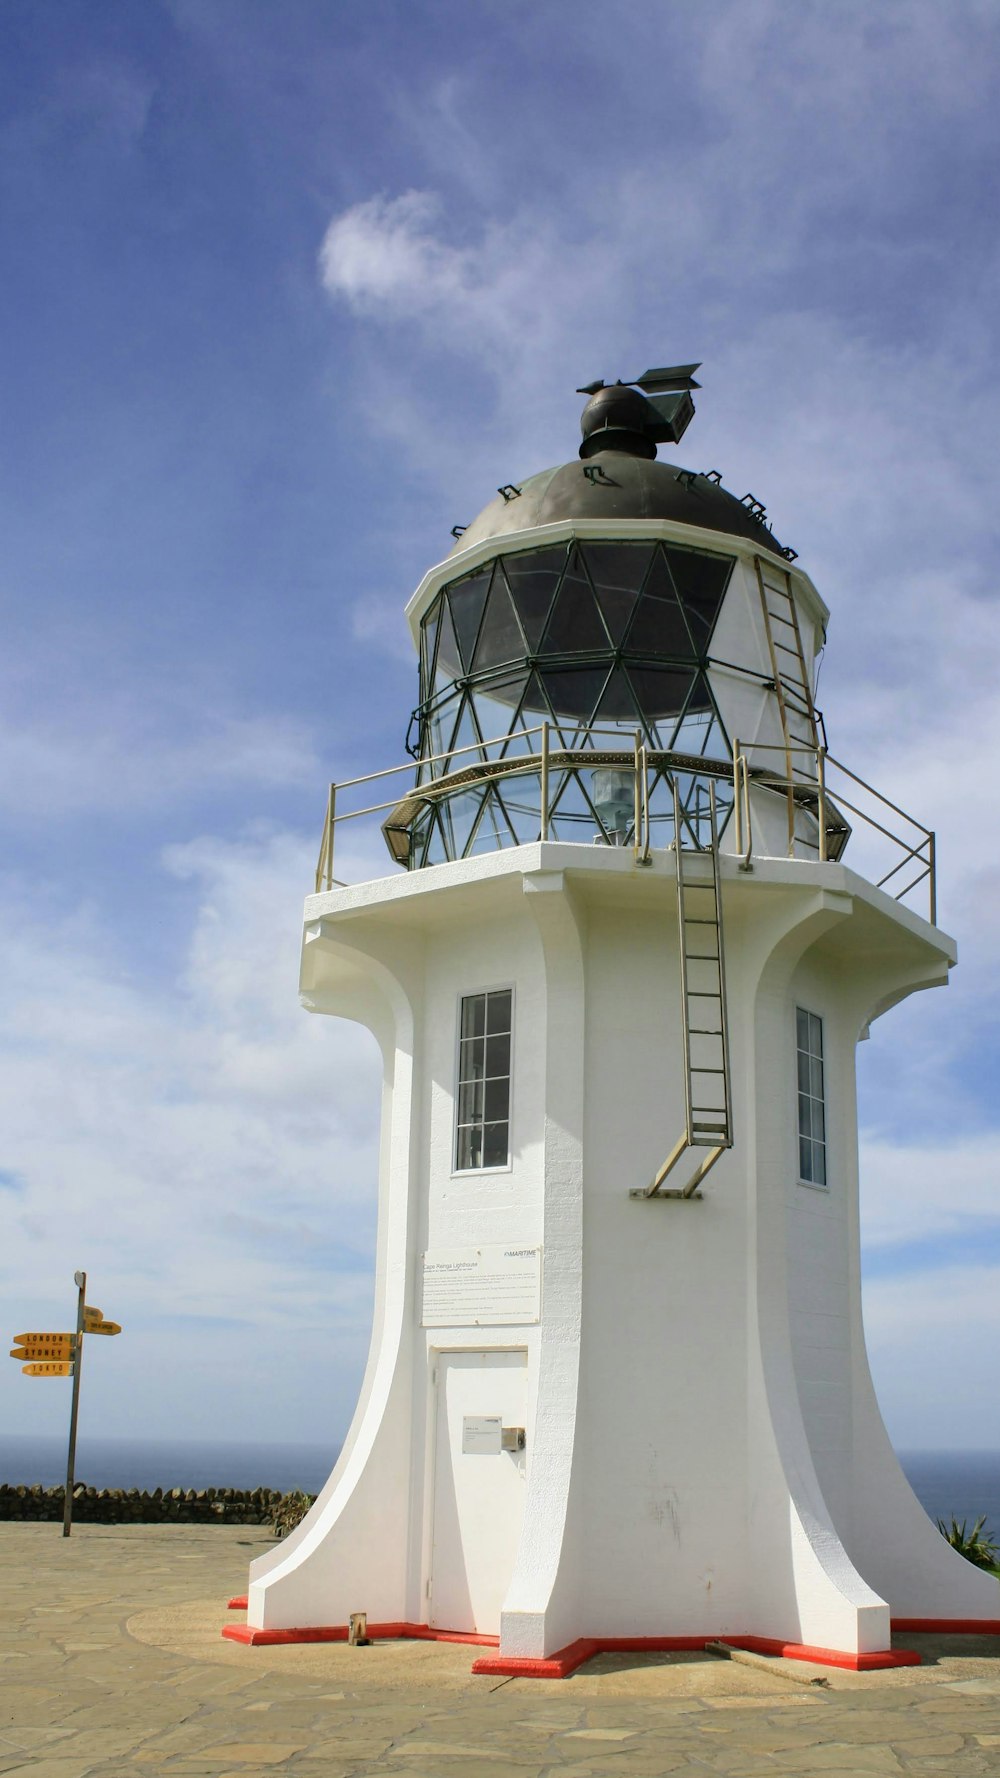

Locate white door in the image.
[429,1349,527,1634]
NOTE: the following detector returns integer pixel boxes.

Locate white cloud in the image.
[0,699,321,818]
[860,1136,1000,1249]
[0,825,384,1443]
[864,1263,1000,1449]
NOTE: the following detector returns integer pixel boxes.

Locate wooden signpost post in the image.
[8,1270,122,1536]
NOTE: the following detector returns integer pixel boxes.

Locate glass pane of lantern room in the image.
[625,549,695,658]
[582,542,653,644]
[448,570,491,672]
[626,667,699,737]
[542,548,610,655]
[426,694,461,768]
[593,666,643,737]
[474,563,528,673]
[504,546,566,649]
[421,595,442,688]
[469,675,529,757]
[541,666,610,725]
[432,600,463,694]
[663,546,734,649]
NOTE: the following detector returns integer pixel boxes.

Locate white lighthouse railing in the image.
[314,725,937,926]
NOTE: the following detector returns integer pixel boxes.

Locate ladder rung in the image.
[774,640,803,659]
[683,915,719,924]
[767,610,797,628]
[691,1067,727,1075]
[688,1027,722,1035]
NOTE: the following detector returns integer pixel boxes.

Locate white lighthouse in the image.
[238,366,999,1673]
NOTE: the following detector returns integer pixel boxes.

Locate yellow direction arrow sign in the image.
[10,1339,76,1361]
[82,1306,104,1325]
[22,1361,74,1377]
[84,1321,121,1336]
[14,1332,76,1345]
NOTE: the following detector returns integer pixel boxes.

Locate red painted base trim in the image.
[221,1620,499,1649]
[892,1618,1000,1635]
[471,1634,921,1680]
[220,1618,924,1676]
[734,1636,920,1672]
[471,1636,706,1680]
[227,1596,248,1610]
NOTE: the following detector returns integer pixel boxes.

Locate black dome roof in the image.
[452,449,792,559]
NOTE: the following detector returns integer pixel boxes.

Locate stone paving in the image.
[3,1525,1000,1775]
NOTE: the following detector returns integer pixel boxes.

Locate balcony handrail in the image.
[314,724,937,925]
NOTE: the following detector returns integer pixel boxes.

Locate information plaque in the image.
[421,1244,541,1327]
[462,1415,503,1455]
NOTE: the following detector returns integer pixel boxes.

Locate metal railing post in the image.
[929,831,937,925]
[733,739,743,857]
[540,722,550,842]
[633,730,642,858]
[817,746,828,863]
[326,784,336,889]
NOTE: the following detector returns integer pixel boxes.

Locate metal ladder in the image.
[633,780,733,1200]
[754,556,821,853]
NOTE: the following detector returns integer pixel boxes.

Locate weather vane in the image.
[576,362,702,446]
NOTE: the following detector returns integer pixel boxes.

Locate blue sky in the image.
[2,0,999,1459]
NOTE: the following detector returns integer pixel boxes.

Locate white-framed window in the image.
[455,988,513,1171]
[796,1007,827,1186]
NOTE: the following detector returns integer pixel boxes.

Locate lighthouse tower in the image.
[242,367,999,1671]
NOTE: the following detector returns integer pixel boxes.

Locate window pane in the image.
[798,1092,812,1140]
[484,1076,509,1123]
[458,1078,483,1125]
[796,1006,827,1186]
[482,1122,509,1168]
[457,1125,483,1170]
[459,1037,484,1083]
[486,990,512,1034]
[456,989,513,1171]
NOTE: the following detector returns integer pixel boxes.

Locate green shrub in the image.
[937,1514,1000,1570]
[270,1490,315,1537]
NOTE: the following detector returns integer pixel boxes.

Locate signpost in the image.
[7,1271,122,1536]
[64,1271,87,1538]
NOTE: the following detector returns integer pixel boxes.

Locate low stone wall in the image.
[0,1483,292,1524]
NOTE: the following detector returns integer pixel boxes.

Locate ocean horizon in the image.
[0,1433,339,1497]
[2,1434,1000,1533]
